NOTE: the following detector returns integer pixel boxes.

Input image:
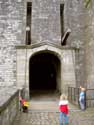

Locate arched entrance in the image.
[29,51,61,98]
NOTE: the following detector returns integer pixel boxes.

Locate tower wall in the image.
[0,0,25,86]
[0,0,94,90]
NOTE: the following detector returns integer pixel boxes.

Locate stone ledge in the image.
[0,86,19,113]
[0,86,19,125]
[15,42,81,50]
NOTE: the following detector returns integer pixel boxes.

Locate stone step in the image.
[28,101,79,111]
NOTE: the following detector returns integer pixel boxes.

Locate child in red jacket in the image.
[59,94,69,125]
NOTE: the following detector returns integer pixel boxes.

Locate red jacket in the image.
[21,99,27,105]
[59,100,69,114]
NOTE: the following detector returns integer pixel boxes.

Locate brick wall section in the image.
[0,0,25,86]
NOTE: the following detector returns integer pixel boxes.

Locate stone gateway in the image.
[0,0,94,99]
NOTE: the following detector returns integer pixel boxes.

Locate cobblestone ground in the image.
[13,92,94,125]
[13,108,94,125]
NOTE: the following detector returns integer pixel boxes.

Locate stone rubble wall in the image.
[0,87,19,125]
[0,0,25,86]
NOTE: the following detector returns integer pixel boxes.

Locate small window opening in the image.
[26,2,32,45]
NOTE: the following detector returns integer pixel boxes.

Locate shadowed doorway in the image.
[29,51,61,99]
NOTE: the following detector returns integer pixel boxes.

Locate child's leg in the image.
[22,106,26,112]
[24,106,28,113]
[63,113,69,125]
[19,101,22,111]
[59,112,63,125]
[80,101,85,110]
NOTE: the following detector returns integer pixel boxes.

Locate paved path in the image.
[13,91,94,125]
[13,101,94,125]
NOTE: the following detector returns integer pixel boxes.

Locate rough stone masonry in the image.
[0,0,94,92]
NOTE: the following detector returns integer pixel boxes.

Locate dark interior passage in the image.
[30,62,56,89]
[29,52,60,98]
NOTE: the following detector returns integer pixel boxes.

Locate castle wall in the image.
[0,87,19,125]
[0,0,25,86]
[0,0,94,90]
[31,0,61,44]
[16,45,76,98]
[84,0,94,88]
[64,0,88,87]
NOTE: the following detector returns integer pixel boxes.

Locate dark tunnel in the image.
[29,52,60,98]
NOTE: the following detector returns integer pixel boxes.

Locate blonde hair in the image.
[80,86,85,91]
[60,94,67,100]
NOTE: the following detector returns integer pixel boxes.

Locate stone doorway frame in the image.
[29,50,61,96]
[16,43,76,99]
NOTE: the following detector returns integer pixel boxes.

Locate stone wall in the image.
[64,0,88,87]
[31,0,61,44]
[75,49,85,87]
[0,0,94,90]
[0,0,25,86]
[84,0,94,88]
[64,0,86,48]
[64,0,94,88]
[16,44,76,98]
[0,87,19,125]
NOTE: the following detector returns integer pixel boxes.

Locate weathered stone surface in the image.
[0,0,25,86]
[16,44,76,97]
[0,0,94,92]
[0,87,19,125]
[84,1,94,88]
[31,0,61,44]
